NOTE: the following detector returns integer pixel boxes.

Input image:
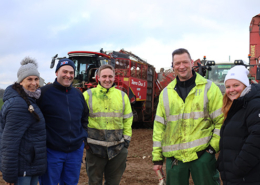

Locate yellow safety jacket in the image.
[83,84,133,159]
[152,73,223,163]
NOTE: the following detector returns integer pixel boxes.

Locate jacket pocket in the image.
[20,144,35,164]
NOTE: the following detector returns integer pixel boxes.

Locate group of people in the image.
[0,58,132,185]
[0,47,260,185]
[152,48,260,185]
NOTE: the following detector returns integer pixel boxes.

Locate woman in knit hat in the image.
[0,57,46,185]
[217,65,260,185]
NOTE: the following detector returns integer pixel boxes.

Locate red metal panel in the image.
[68,51,110,58]
[115,76,130,94]
[158,70,176,89]
[249,14,260,80]
[129,77,147,101]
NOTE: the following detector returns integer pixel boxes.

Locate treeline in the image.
[0,88,5,99]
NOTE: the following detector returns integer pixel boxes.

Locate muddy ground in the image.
[79,129,164,185]
[0,129,222,185]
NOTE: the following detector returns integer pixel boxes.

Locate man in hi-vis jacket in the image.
[83,64,133,185]
[152,48,224,185]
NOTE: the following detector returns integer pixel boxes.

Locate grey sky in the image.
[1,0,259,89]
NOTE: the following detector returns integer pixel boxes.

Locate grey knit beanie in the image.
[17,57,40,83]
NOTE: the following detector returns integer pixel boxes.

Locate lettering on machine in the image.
[131,79,146,87]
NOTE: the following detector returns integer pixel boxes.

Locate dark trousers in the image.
[166,152,220,185]
[223,181,260,185]
[86,147,128,185]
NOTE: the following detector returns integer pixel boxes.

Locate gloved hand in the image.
[124,139,130,148]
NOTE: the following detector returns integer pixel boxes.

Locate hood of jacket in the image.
[238,84,260,106]
[3,85,20,102]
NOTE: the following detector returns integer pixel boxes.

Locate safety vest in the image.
[152,73,223,163]
[83,84,133,159]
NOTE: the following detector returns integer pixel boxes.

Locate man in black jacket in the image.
[37,58,89,185]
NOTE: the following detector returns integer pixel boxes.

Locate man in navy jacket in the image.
[37,58,88,185]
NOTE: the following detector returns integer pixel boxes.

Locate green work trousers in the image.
[86,147,128,185]
[166,152,220,185]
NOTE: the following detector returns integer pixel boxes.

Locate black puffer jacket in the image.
[0,85,47,183]
[218,84,260,184]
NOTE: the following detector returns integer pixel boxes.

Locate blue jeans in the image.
[15,176,38,185]
[39,143,84,185]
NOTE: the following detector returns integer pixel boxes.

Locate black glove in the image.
[124,139,130,148]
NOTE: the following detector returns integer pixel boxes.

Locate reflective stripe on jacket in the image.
[83,84,133,159]
[152,73,223,163]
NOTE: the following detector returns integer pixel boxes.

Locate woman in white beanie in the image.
[0,57,46,185]
[217,65,260,185]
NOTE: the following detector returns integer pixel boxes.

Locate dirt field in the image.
[78,129,164,185]
[0,129,222,185]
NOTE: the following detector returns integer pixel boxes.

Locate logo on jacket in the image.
[195,89,201,96]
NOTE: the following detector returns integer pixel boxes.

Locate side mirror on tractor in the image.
[50,54,58,69]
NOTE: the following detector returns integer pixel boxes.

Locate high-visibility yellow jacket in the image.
[83,84,133,160]
[152,73,224,163]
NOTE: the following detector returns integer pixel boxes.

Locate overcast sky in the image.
[0,0,259,89]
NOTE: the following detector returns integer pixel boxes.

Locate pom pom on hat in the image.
[224,65,249,87]
[17,57,40,83]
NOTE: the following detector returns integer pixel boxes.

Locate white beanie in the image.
[224,65,249,87]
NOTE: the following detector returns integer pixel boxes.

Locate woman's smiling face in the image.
[225,79,246,101]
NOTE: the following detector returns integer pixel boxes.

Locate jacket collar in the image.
[235,83,260,108]
[176,70,196,87]
[168,71,207,89]
[53,78,72,92]
[97,83,115,94]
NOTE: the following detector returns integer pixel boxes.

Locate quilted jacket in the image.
[0,85,46,183]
